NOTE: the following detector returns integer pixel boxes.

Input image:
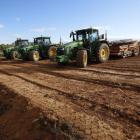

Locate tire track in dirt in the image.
[1,63,140,110]
[88,65,140,73]
[0,65,140,133]
[4,62,140,93]
[0,72,127,140]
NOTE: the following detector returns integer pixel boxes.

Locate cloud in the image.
[29,28,57,32]
[10,35,24,37]
[16,18,20,21]
[1,42,9,45]
[0,24,5,29]
[62,38,71,42]
[108,35,140,39]
[93,26,111,30]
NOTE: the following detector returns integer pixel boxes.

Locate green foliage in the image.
[0,44,12,50]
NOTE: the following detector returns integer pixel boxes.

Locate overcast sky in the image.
[0,0,140,44]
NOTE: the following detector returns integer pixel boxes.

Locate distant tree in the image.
[0,44,12,50]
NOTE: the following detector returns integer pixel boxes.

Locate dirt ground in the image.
[0,51,140,140]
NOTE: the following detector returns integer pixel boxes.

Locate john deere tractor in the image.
[16,36,57,61]
[0,39,29,59]
[50,27,110,67]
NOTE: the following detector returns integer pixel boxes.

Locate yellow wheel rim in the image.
[34,53,38,59]
[15,52,18,56]
[101,48,108,59]
[50,48,57,56]
[84,54,87,64]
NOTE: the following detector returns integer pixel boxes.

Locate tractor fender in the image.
[96,40,109,48]
[29,49,39,53]
[49,44,57,47]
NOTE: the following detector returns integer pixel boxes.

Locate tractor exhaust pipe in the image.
[105,30,107,41]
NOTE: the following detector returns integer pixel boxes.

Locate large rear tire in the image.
[47,46,57,59]
[29,50,39,61]
[132,45,139,57]
[76,50,87,68]
[95,43,109,63]
[10,51,18,59]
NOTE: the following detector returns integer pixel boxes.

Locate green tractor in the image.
[50,27,110,67]
[0,39,29,59]
[16,36,58,61]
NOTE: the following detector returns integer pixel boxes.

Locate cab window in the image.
[90,30,98,43]
[44,38,50,45]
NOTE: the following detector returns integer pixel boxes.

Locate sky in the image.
[0,0,140,44]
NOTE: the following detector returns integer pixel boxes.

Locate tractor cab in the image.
[70,28,104,47]
[15,39,29,48]
[70,28,102,41]
[34,37,51,46]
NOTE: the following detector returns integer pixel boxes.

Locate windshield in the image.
[16,40,28,47]
[21,41,28,46]
[77,31,87,41]
[35,38,50,45]
[44,38,50,45]
[77,34,83,40]
[90,30,98,43]
[76,30,98,42]
[36,38,43,44]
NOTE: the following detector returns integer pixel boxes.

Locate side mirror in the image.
[99,34,104,39]
[70,33,72,38]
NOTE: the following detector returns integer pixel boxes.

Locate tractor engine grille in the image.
[3,50,7,56]
[57,48,65,56]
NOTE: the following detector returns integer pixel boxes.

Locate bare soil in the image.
[0,52,140,140]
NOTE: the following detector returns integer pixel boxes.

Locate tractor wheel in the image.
[132,45,139,57]
[10,51,18,59]
[47,46,57,59]
[76,50,87,68]
[58,62,68,66]
[29,50,39,61]
[95,43,109,63]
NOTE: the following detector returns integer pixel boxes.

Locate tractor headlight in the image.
[57,48,65,56]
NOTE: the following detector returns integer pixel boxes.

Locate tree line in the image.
[0,44,12,50]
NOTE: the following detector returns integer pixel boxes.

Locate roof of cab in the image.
[35,36,51,39]
[75,27,98,32]
[17,39,28,41]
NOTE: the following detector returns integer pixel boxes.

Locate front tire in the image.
[47,46,57,59]
[29,50,39,61]
[76,50,87,68]
[95,43,109,63]
[10,51,18,59]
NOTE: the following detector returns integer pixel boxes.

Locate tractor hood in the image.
[3,46,15,51]
[21,45,35,50]
[57,40,83,50]
[50,40,84,62]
